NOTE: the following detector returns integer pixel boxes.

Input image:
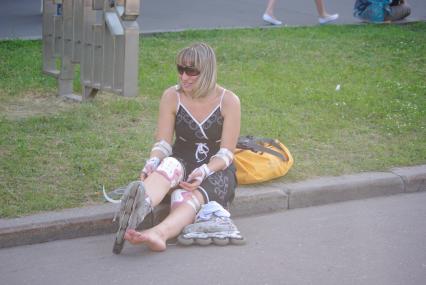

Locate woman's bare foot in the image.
[124,229,167,252]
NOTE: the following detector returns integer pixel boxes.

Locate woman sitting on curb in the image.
[108,42,244,254]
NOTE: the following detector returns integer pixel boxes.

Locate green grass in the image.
[0,23,425,217]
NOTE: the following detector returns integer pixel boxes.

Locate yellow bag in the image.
[234,136,294,185]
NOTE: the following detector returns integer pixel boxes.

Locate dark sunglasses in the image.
[177,65,200,76]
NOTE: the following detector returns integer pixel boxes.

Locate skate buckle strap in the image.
[102,185,122,204]
[197,201,230,221]
[102,182,152,223]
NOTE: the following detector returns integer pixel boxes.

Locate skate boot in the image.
[103,181,152,254]
[177,201,245,246]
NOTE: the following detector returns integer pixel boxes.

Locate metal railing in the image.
[42,0,140,101]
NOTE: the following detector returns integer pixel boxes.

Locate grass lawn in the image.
[0,23,425,218]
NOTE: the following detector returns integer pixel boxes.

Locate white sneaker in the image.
[263,13,282,25]
[318,13,339,24]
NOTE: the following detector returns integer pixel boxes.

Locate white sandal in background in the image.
[318,13,339,24]
[262,13,283,25]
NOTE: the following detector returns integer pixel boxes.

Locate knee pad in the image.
[171,189,201,213]
[155,157,184,188]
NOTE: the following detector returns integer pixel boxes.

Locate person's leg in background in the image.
[315,0,339,24]
[263,0,283,25]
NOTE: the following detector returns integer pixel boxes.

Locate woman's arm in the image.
[207,89,241,172]
[154,87,177,147]
[141,87,177,179]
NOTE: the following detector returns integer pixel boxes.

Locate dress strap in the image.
[219,88,226,110]
[175,86,182,111]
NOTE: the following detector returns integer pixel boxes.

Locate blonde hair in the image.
[176,43,217,98]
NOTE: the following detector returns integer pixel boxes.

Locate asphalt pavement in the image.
[1,0,426,39]
[1,192,426,285]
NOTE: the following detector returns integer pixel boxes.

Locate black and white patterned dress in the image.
[171,88,237,209]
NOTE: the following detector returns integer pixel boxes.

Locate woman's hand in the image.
[179,164,213,191]
[140,157,160,181]
[179,179,202,192]
[140,172,147,181]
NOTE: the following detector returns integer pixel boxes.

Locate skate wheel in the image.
[121,212,131,226]
[195,238,212,246]
[113,226,127,254]
[124,197,135,212]
[112,185,138,254]
[177,235,194,246]
[113,237,124,254]
[212,237,229,246]
[230,237,246,245]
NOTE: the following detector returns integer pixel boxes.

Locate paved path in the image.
[1,0,426,39]
[1,192,426,285]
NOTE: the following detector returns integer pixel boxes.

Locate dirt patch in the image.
[0,92,78,120]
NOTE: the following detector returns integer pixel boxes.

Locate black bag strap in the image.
[237,136,288,161]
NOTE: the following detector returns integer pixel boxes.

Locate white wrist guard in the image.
[199,163,214,178]
[210,148,234,167]
[151,140,172,157]
[142,157,161,176]
[189,164,215,184]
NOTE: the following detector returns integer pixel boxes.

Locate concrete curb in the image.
[285,172,405,209]
[1,164,425,249]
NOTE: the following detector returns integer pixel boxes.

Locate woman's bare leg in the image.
[265,0,277,17]
[315,0,339,23]
[125,190,205,251]
[143,172,173,206]
[263,0,282,25]
[314,0,327,18]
